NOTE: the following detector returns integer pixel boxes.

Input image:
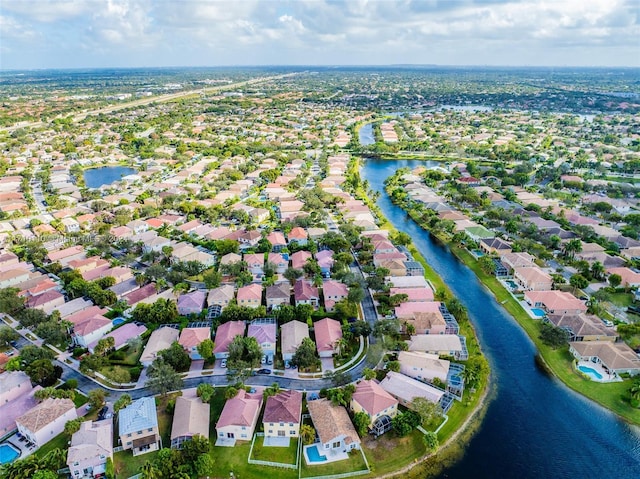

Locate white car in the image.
[220,359,227,368]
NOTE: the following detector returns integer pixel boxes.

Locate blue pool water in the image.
[0,443,20,464]
[112,317,125,326]
[506,280,518,290]
[578,365,603,380]
[306,445,327,463]
[473,250,485,257]
[531,308,546,318]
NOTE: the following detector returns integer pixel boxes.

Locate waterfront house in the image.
[406,334,464,358]
[513,266,553,291]
[263,389,303,438]
[524,291,587,315]
[16,398,77,448]
[350,380,398,430]
[67,419,113,478]
[281,320,310,362]
[479,237,512,255]
[398,351,450,383]
[170,396,210,449]
[215,389,263,445]
[307,399,360,453]
[569,341,640,376]
[379,371,444,408]
[118,397,161,456]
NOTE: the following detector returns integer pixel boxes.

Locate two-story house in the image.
[118,397,161,456]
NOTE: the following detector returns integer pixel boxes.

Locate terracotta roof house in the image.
[123,283,157,306]
[322,280,348,312]
[16,398,77,447]
[267,252,288,274]
[266,231,287,252]
[403,311,447,335]
[388,276,430,289]
[215,389,263,446]
[0,371,33,405]
[351,380,398,430]
[179,327,211,359]
[307,399,360,454]
[266,282,291,310]
[219,252,242,266]
[525,291,587,315]
[500,252,536,272]
[379,371,445,407]
[294,280,319,308]
[213,321,246,359]
[170,396,210,449]
[315,249,334,273]
[570,341,640,376]
[26,290,65,314]
[398,351,450,383]
[73,315,113,348]
[314,317,342,358]
[88,322,148,353]
[207,284,236,307]
[606,267,640,288]
[395,301,442,319]
[46,245,86,266]
[248,319,277,360]
[244,253,265,276]
[177,290,207,316]
[377,259,407,277]
[281,320,310,362]
[67,419,113,479]
[547,314,617,342]
[119,397,161,456]
[263,390,303,438]
[237,283,263,308]
[479,237,512,255]
[287,227,308,246]
[290,250,312,270]
[140,327,180,366]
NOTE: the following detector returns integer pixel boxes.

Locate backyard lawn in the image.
[299,448,369,478]
[250,435,298,465]
[361,430,425,477]
[114,449,158,478]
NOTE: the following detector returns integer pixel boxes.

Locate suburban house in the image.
[88,322,147,353]
[266,231,287,252]
[389,287,434,302]
[307,399,361,453]
[606,267,640,288]
[267,252,288,274]
[379,371,445,408]
[403,311,447,335]
[207,284,236,308]
[248,318,277,362]
[245,253,265,277]
[569,341,640,376]
[350,380,398,431]
[170,395,210,449]
[0,371,33,405]
[266,282,291,309]
[398,351,450,383]
[26,290,65,314]
[290,250,312,270]
[263,389,303,438]
[281,320,310,362]
[213,321,246,359]
[16,398,77,447]
[499,252,536,273]
[479,237,512,255]
[177,290,207,315]
[525,291,588,315]
[140,327,180,366]
[178,327,211,360]
[215,389,263,445]
[513,266,553,291]
[322,280,349,312]
[287,227,308,246]
[237,283,263,308]
[118,397,161,456]
[547,314,617,342]
[73,315,113,348]
[314,317,342,358]
[293,280,319,307]
[406,334,464,358]
[315,249,334,276]
[67,419,113,479]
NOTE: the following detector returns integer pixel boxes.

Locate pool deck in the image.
[303,444,349,465]
[576,361,621,383]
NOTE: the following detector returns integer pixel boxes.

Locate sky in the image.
[1,0,639,69]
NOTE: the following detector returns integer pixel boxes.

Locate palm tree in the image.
[140,462,161,479]
[629,379,640,405]
[591,261,605,281]
[563,239,582,259]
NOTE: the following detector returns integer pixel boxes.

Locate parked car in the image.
[256,368,271,375]
[220,358,227,368]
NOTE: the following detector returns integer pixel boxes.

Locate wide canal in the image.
[360,156,640,478]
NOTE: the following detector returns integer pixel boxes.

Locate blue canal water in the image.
[83,166,136,188]
[360,157,640,479]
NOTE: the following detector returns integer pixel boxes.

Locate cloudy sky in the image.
[1,0,638,69]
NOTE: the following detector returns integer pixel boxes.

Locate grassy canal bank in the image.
[386,177,640,425]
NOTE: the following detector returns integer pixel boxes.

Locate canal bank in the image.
[360,157,640,479]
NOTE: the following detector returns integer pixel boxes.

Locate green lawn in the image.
[34,431,70,459]
[300,448,369,478]
[361,430,425,477]
[114,449,158,479]
[72,391,88,408]
[250,436,298,466]
[607,292,634,308]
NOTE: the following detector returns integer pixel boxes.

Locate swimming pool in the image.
[505,280,519,290]
[112,317,126,326]
[531,308,546,318]
[578,365,603,380]
[0,443,20,464]
[305,444,327,463]
[473,250,485,257]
